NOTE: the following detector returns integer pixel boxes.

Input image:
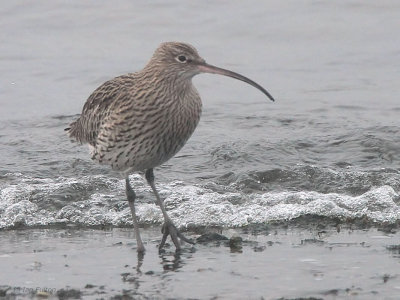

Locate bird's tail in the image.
[65,119,81,143]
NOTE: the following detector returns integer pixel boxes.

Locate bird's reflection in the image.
[160,250,182,272]
[159,246,195,272]
[131,244,195,276]
[135,251,145,275]
[386,244,400,259]
[120,251,143,292]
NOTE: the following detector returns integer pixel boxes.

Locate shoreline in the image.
[0,225,399,299]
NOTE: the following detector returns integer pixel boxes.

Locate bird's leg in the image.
[126,177,145,253]
[145,169,194,251]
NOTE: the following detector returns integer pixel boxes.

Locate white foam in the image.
[0,174,399,229]
[146,184,400,228]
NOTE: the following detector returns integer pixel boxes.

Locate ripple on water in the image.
[0,170,399,230]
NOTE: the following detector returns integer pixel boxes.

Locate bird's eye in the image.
[176,55,187,63]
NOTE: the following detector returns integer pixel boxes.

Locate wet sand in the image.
[0,225,399,299]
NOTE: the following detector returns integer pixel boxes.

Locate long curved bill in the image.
[196,62,275,102]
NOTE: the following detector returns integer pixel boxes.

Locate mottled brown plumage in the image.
[66,42,274,253]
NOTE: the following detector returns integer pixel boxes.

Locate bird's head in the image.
[147,42,275,101]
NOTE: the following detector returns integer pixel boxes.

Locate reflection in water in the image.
[119,250,145,296]
[159,247,195,272]
[136,251,145,275]
[386,245,400,259]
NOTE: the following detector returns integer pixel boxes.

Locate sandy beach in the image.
[1,223,399,299]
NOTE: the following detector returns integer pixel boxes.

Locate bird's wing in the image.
[65,74,134,146]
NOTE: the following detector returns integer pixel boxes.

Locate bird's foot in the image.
[159,219,194,252]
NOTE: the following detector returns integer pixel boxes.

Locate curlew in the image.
[66,42,274,253]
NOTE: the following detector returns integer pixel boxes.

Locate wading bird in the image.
[66,42,274,253]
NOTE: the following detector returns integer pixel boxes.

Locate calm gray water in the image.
[1,1,399,230]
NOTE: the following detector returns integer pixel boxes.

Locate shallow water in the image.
[1,227,400,299]
[1,1,400,298]
[1,1,399,231]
